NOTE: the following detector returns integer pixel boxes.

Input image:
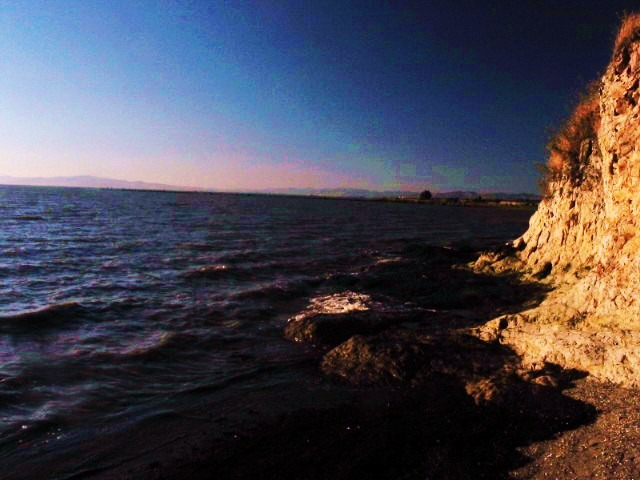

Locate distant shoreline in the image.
[369,196,540,208]
[0,183,540,208]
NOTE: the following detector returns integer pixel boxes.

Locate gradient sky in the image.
[1,1,638,193]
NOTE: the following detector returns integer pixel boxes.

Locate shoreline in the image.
[0,184,540,209]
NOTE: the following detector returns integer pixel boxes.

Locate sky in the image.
[1,0,639,193]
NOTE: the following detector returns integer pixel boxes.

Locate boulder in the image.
[320,330,431,385]
[284,291,425,347]
[320,329,521,406]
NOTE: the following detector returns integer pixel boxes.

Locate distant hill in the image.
[473,192,542,201]
[0,175,201,192]
[265,187,540,201]
[432,191,480,199]
[432,191,541,201]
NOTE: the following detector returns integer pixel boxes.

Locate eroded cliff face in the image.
[474,21,640,386]
[584,38,640,322]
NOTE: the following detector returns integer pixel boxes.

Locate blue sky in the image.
[1,1,637,192]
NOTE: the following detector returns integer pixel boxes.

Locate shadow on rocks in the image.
[285,244,550,348]
[270,244,597,479]
[353,244,550,327]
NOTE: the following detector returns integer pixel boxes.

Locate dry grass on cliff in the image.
[538,13,640,196]
[614,12,640,56]
[542,81,601,192]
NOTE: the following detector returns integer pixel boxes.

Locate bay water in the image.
[0,185,533,477]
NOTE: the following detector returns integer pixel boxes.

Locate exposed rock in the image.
[284,291,427,347]
[285,310,409,347]
[320,330,431,385]
[320,328,524,406]
[473,314,640,387]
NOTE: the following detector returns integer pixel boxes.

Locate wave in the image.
[183,257,341,283]
[82,331,209,362]
[0,302,84,327]
[56,236,104,244]
[216,247,308,265]
[114,240,151,252]
[176,241,215,252]
[178,364,278,396]
[0,263,47,274]
[118,331,177,358]
[232,280,311,302]
[215,250,273,264]
[181,264,253,281]
[12,215,44,221]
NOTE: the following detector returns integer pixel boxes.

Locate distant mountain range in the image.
[0,175,201,191]
[0,176,540,201]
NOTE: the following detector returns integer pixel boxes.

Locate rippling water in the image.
[0,185,533,476]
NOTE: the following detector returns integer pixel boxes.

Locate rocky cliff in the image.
[474,14,640,386]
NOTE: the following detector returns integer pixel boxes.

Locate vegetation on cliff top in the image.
[541,81,601,193]
[539,13,640,196]
[614,12,640,58]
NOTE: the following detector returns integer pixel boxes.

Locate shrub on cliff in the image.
[614,12,640,58]
[543,80,601,191]
[540,13,640,196]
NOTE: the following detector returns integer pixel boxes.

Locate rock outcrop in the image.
[320,329,525,406]
[474,14,640,387]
